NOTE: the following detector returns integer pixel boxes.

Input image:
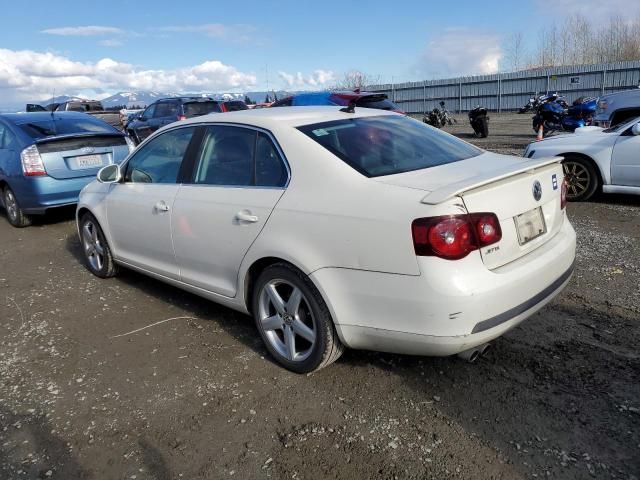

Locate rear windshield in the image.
[66,102,103,112]
[183,101,222,117]
[224,101,249,112]
[18,118,118,140]
[356,97,401,111]
[297,115,482,177]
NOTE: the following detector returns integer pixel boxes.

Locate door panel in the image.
[106,127,196,278]
[172,126,288,297]
[172,186,284,296]
[611,130,640,187]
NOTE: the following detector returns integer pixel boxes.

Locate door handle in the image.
[235,210,258,223]
[154,201,170,212]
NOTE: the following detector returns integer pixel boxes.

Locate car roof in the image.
[0,111,100,125]
[177,106,398,130]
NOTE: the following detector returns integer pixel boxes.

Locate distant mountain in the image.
[100,91,249,108]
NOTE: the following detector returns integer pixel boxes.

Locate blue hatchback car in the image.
[0,112,133,227]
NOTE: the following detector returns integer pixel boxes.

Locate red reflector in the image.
[412,213,502,260]
[560,178,568,209]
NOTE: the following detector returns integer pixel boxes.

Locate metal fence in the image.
[367,61,640,114]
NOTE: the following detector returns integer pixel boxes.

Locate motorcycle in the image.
[519,92,568,114]
[423,101,457,128]
[468,106,489,137]
[532,96,596,136]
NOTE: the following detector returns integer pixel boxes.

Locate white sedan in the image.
[524,117,640,201]
[76,107,575,372]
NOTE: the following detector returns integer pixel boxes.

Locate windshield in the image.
[18,117,118,139]
[602,116,640,133]
[183,101,222,117]
[298,115,482,177]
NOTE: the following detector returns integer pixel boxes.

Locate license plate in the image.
[74,154,104,169]
[514,207,547,245]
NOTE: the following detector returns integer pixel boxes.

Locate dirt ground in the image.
[1,113,639,480]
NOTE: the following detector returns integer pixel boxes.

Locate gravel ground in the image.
[1,113,639,480]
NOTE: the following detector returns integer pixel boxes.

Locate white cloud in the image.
[41,26,124,36]
[157,24,257,44]
[278,69,336,88]
[535,0,640,18]
[420,28,503,77]
[99,39,124,47]
[0,48,257,104]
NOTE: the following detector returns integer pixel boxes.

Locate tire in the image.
[79,213,118,278]
[3,186,32,228]
[562,156,599,201]
[252,263,344,373]
[479,116,489,138]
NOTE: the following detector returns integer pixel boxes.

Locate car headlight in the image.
[125,135,136,153]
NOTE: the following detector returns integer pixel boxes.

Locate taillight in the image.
[412,213,502,260]
[560,178,568,209]
[20,145,47,176]
[178,115,187,121]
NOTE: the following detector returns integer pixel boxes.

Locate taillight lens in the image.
[560,178,568,209]
[20,145,47,176]
[178,115,187,121]
[412,213,502,260]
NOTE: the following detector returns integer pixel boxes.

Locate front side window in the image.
[154,102,178,118]
[142,104,156,119]
[124,127,195,183]
[297,115,482,177]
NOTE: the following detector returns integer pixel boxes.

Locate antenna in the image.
[51,89,55,119]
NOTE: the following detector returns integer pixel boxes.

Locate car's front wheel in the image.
[79,213,118,278]
[562,156,599,201]
[252,263,344,373]
[3,186,32,228]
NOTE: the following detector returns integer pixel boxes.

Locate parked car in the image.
[271,90,404,113]
[220,100,249,112]
[26,100,121,130]
[119,109,143,130]
[524,116,640,200]
[593,89,640,128]
[126,97,222,144]
[77,107,575,373]
[0,112,134,227]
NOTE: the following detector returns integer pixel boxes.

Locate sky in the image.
[0,0,636,106]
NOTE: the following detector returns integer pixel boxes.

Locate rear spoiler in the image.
[34,131,124,145]
[421,156,563,204]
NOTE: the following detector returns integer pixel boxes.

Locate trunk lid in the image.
[375,152,566,269]
[36,134,129,180]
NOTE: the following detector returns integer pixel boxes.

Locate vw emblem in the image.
[532,180,542,201]
[80,146,95,154]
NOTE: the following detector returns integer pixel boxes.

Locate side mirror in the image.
[97,164,122,183]
[632,123,640,136]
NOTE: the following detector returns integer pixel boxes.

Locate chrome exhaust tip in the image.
[457,347,480,363]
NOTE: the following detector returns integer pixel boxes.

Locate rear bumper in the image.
[311,217,576,356]
[13,175,95,214]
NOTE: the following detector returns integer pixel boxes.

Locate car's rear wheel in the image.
[252,263,344,373]
[562,156,599,201]
[3,186,32,228]
[79,213,118,278]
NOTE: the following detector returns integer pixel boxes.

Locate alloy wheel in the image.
[563,161,590,199]
[258,279,317,362]
[82,220,105,272]
[4,190,17,222]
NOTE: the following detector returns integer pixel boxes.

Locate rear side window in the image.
[183,101,222,117]
[18,118,118,139]
[124,127,195,183]
[297,115,482,178]
[192,126,288,187]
